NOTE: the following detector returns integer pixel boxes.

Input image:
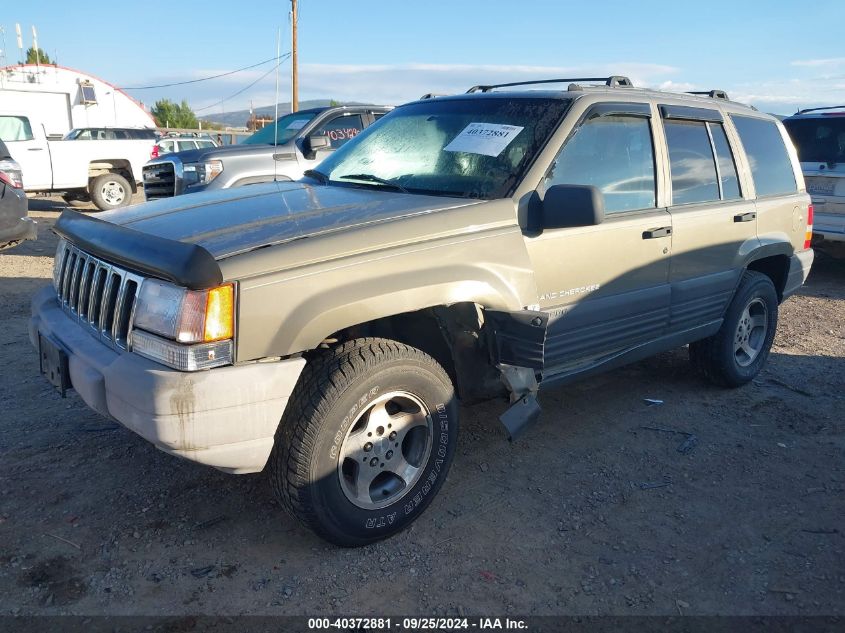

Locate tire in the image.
[268,338,459,547]
[89,173,132,211]
[689,270,778,387]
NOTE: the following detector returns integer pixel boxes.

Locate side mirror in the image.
[541,184,604,229]
[303,133,330,160]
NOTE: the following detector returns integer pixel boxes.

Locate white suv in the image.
[783,107,845,246]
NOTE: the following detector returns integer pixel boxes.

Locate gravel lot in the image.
[1,197,843,616]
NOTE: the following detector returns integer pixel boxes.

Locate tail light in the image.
[150,144,160,159]
[804,204,814,250]
[0,159,23,188]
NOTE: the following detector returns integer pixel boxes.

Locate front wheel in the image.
[268,338,459,546]
[689,270,778,387]
[89,173,132,211]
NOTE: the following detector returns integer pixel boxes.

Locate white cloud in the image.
[791,58,845,68]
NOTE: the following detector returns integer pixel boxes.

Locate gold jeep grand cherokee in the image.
[31,76,813,546]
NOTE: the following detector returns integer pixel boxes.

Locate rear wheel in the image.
[89,173,132,211]
[268,338,459,546]
[690,270,778,387]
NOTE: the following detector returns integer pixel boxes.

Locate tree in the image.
[151,99,198,129]
[329,99,342,107]
[26,47,52,65]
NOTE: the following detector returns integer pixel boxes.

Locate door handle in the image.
[28,147,45,151]
[642,226,672,239]
[733,212,756,222]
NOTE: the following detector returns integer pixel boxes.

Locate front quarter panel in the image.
[222,200,538,360]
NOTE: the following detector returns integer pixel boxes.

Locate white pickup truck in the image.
[0,113,156,211]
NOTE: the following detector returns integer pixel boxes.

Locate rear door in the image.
[659,105,757,333]
[522,102,672,375]
[731,114,809,254]
[0,115,52,189]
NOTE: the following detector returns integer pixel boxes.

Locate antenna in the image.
[273,27,281,182]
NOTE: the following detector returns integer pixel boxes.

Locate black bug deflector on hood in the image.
[53,210,223,290]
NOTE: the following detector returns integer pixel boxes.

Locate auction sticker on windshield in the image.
[286,119,309,130]
[444,122,524,157]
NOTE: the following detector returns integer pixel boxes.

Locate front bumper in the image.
[0,217,37,248]
[782,249,815,300]
[30,286,305,473]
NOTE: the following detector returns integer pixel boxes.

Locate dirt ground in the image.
[0,196,843,617]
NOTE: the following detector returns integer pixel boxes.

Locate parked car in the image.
[782,107,845,249]
[0,139,36,249]
[142,105,391,199]
[32,77,812,546]
[64,127,157,141]
[0,112,155,210]
[150,135,218,160]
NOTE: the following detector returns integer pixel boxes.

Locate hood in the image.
[100,181,481,259]
[162,141,287,164]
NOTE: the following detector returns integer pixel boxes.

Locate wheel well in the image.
[325,304,505,403]
[88,160,137,193]
[747,255,790,301]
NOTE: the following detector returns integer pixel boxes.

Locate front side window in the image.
[732,116,797,197]
[315,114,364,148]
[545,113,656,213]
[318,97,572,199]
[241,111,317,146]
[0,115,34,142]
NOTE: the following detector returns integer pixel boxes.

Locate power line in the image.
[195,53,291,113]
[121,56,285,90]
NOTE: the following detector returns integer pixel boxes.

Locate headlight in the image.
[183,160,223,187]
[131,279,234,371]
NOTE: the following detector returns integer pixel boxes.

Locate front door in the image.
[523,104,672,375]
[0,115,52,190]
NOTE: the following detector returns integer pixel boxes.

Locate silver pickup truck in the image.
[142,105,391,199]
[33,77,813,546]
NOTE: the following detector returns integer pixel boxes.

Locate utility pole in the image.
[291,0,298,112]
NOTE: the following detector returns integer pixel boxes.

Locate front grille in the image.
[53,240,144,351]
[142,161,176,199]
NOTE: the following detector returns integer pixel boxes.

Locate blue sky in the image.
[3,0,844,118]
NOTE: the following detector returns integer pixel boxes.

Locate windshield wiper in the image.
[303,168,328,183]
[339,173,409,194]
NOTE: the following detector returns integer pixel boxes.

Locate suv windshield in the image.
[241,112,318,145]
[784,116,845,164]
[317,97,572,199]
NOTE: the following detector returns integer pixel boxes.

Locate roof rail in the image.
[795,105,845,115]
[686,90,730,100]
[419,93,447,100]
[466,75,633,93]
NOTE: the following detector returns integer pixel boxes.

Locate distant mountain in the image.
[199,99,368,128]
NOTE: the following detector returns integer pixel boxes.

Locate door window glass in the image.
[546,113,656,213]
[708,123,741,200]
[177,140,197,152]
[0,116,34,142]
[159,140,175,153]
[316,114,364,149]
[665,119,719,205]
[732,115,797,197]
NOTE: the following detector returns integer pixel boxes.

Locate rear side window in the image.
[664,120,719,205]
[709,124,741,200]
[546,114,656,213]
[664,120,741,204]
[732,116,796,197]
[0,115,34,142]
[177,140,197,152]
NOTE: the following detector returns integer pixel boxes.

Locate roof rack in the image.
[419,93,447,100]
[795,105,845,115]
[686,90,730,100]
[466,75,633,93]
